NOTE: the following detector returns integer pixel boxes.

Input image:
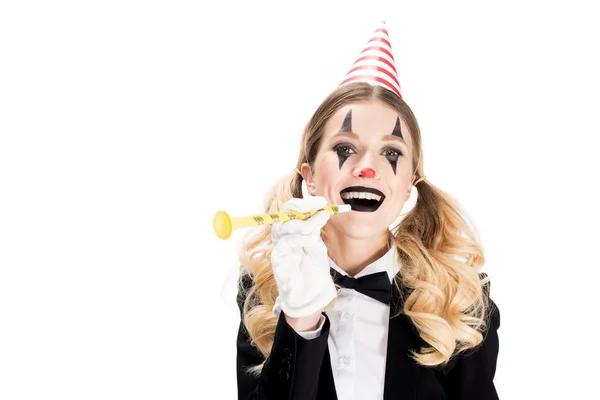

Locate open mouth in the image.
[340,186,386,212]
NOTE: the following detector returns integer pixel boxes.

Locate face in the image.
[301,100,416,238]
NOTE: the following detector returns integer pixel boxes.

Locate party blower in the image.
[213,204,352,240]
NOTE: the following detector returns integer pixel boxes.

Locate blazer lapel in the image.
[383,280,425,400]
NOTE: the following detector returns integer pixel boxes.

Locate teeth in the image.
[341,192,382,201]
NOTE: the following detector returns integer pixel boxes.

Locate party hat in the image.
[339,21,402,98]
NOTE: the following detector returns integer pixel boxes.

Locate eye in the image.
[333,144,355,156]
[334,144,404,158]
[384,148,403,158]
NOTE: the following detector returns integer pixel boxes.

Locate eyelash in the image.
[333,143,404,158]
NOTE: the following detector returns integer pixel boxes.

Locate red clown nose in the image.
[361,168,376,178]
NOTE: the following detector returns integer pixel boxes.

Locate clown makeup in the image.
[341,109,353,132]
[301,100,414,258]
[302,100,414,241]
[336,109,353,169]
[303,100,414,195]
[305,100,413,205]
[329,104,409,176]
[392,117,403,140]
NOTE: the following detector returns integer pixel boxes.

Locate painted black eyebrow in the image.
[392,117,403,140]
[339,109,352,132]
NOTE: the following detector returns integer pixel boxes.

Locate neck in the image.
[322,227,391,277]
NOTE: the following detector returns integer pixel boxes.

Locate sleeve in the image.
[295,315,326,340]
[440,272,501,400]
[236,273,331,400]
[272,296,325,340]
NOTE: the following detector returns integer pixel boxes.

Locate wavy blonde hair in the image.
[238,82,493,373]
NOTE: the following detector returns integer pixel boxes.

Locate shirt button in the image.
[338,356,350,367]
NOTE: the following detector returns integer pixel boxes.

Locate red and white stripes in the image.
[339,22,402,98]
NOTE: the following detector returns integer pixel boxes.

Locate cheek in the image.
[382,164,413,192]
[396,154,414,174]
[316,154,340,175]
[378,157,410,176]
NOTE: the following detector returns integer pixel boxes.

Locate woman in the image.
[235,25,500,400]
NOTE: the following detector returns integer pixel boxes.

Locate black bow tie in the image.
[330,268,392,305]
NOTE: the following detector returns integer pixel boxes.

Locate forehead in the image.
[323,100,411,150]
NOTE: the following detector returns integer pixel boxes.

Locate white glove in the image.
[270,196,337,318]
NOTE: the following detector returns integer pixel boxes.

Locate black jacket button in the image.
[279,369,289,380]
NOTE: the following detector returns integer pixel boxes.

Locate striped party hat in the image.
[339,21,402,98]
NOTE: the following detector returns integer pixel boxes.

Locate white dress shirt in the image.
[280,243,401,400]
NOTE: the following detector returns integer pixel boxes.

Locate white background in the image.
[1,1,599,399]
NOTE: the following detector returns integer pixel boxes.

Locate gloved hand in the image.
[270,196,337,318]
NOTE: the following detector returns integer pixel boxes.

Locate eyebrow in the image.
[333,131,408,149]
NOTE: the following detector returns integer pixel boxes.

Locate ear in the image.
[301,163,316,195]
[406,175,415,199]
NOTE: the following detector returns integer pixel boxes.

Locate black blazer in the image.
[236,273,500,400]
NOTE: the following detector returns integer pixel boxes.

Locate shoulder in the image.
[436,272,501,379]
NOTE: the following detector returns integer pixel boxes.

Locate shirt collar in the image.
[328,241,400,284]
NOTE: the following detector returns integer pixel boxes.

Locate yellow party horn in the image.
[213,204,351,240]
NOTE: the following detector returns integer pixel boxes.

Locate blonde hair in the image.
[237,82,494,373]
